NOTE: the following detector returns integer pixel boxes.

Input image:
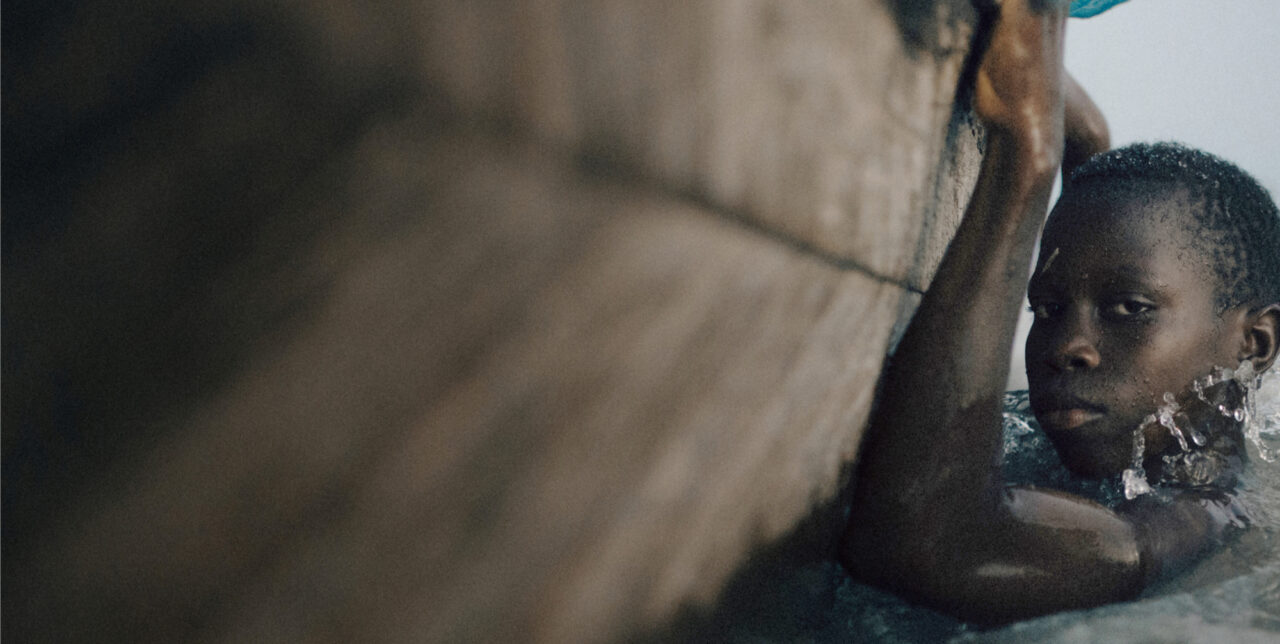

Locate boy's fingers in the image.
[1029,0,1073,13]
[984,0,1071,17]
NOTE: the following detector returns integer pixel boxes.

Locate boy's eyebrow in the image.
[1026,264,1158,295]
[1098,264,1157,288]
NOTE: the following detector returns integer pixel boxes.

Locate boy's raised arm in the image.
[840,0,1152,623]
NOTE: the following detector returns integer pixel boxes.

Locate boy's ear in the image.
[1241,303,1280,372]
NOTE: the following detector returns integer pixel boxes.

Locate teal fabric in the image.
[1070,0,1132,18]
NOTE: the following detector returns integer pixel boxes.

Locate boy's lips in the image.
[1033,392,1107,430]
[1038,408,1105,430]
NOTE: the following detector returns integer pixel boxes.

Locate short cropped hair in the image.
[1065,142,1280,312]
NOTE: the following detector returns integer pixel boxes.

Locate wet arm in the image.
[1120,490,1247,584]
[1063,71,1110,179]
[839,0,1150,621]
[843,0,1066,557]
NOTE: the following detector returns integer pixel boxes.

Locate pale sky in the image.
[1065,0,1280,196]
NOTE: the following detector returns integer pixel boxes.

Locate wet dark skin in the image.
[840,0,1280,625]
[1028,187,1271,480]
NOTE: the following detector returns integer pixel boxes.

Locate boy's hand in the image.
[974,0,1068,174]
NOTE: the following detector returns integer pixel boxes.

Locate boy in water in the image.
[841,0,1280,624]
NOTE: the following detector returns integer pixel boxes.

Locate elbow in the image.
[1088,114,1111,153]
[839,511,901,587]
[1069,89,1110,154]
[838,521,885,583]
[840,526,1004,625]
[1062,72,1110,178]
[1064,111,1109,169]
[839,513,948,606]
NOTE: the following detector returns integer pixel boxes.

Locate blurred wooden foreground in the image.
[3,1,983,641]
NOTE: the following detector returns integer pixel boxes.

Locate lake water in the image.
[669,370,1280,642]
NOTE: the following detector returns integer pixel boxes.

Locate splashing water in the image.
[1121,396,1183,500]
[1122,362,1280,500]
[1121,425,1151,500]
[1200,361,1280,462]
[1249,365,1280,462]
[1160,391,1190,451]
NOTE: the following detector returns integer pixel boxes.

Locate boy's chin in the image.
[1050,436,1131,479]
[1059,456,1126,480]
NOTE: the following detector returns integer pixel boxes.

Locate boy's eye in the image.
[1102,299,1154,319]
[1028,301,1061,320]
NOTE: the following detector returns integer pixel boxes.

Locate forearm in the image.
[852,76,1105,523]
[838,5,1187,621]
[845,0,1067,531]
[849,133,1056,524]
[844,0,1070,599]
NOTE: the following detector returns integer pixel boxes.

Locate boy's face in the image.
[1025,187,1242,477]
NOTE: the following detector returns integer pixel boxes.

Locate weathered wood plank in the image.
[10,122,909,643]
[416,0,979,289]
[4,1,984,641]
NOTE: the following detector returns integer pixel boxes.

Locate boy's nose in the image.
[1049,333,1101,371]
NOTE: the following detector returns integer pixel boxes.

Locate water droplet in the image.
[1122,425,1151,499]
[1123,468,1152,500]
